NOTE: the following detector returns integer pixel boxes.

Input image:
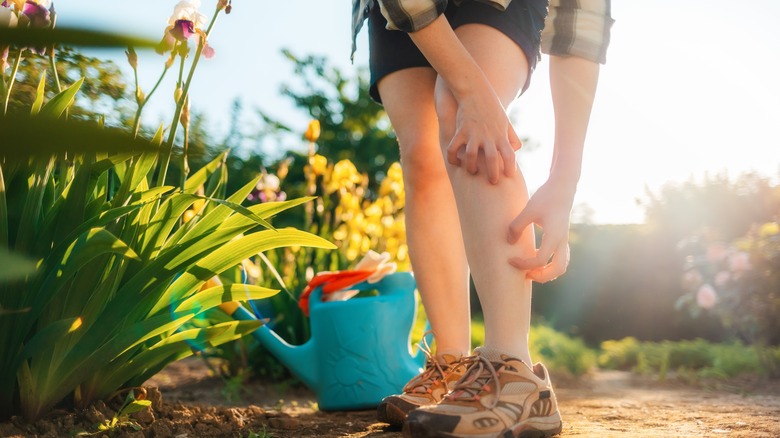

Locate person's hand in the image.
[506,176,577,282]
[446,90,522,184]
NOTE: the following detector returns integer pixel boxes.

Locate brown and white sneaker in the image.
[403,347,563,438]
[377,352,468,428]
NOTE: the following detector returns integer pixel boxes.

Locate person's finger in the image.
[509,232,557,270]
[498,140,516,178]
[465,140,480,175]
[508,124,523,151]
[526,242,570,283]
[507,208,534,244]
[447,130,466,166]
[484,143,500,184]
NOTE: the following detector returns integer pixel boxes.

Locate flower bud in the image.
[174,86,183,104]
[165,52,176,68]
[217,0,228,10]
[304,119,320,143]
[180,98,190,127]
[277,157,292,180]
[125,47,138,69]
[135,87,145,105]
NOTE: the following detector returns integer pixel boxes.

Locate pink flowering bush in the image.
[678,222,780,348]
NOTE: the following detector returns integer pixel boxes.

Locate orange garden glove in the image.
[298,251,397,316]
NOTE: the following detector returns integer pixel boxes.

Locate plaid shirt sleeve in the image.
[541,0,615,64]
[375,0,448,32]
[373,0,515,33]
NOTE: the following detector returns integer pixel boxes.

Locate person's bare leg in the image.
[434,24,536,364]
[378,67,471,356]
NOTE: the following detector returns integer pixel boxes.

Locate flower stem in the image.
[48,49,62,93]
[155,7,222,191]
[180,113,190,192]
[155,48,188,188]
[3,50,23,116]
[132,64,170,138]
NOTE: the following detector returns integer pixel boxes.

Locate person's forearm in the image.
[548,55,600,186]
[407,14,496,101]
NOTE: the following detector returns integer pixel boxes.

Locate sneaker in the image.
[377,352,468,427]
[403,347,563,438]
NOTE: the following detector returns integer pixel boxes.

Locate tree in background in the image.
[641,172,780,243]
[7,47,131,123]
[258,49,397,188]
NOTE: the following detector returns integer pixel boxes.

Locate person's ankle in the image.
[479,344,532,365]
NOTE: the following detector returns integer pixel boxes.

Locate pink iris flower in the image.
[156,0,215,59]
[22,0,50,28]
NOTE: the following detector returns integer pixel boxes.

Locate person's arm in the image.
[406,14,521,184]
[507,55,600,282]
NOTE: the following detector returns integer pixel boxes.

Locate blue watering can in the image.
[223,271,429,411]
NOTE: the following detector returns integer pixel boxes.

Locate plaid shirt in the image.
[352,0,613,64]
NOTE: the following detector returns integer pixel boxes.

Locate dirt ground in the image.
[2,357,780,437]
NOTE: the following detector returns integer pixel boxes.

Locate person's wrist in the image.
[548,164,581,193]
[447,70,494,102]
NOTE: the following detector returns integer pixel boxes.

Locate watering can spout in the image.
[220,302,318,389]
[221,272,426,410]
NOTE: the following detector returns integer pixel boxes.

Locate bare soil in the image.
[2,357,779,437]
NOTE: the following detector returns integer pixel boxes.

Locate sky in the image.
[56,1,780,224]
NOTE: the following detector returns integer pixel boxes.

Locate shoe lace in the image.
[446,354,504,409]
[402,333,448,395]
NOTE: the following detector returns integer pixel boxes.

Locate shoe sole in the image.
[402,413,563,438]
[377,401,411,428]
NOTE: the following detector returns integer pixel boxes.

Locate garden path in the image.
[2,357,779,437]
[146,358,780,437]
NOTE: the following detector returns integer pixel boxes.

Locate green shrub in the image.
[599,337,641,370]
[530,325,597,376]
[599,337,774,379]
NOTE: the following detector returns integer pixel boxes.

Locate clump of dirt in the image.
[2,357,780,437]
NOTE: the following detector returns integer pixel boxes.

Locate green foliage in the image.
[530,325,597,376]
[7,47,133,123]
[0,27,157,50]
[0,11,336,422]
[0,135,333,419]
[259,49,397,186]
[0,113,158,157]
[598,337,778,379]
[75,390,153,436]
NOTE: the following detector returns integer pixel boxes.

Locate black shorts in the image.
[368,0,548,104]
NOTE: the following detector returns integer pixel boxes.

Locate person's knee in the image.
[398,137,449,195]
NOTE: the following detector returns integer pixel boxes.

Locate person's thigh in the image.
[377,67,439,164]
[447,0,546,97]
[450,23,529,112]
[434,22,530,168]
